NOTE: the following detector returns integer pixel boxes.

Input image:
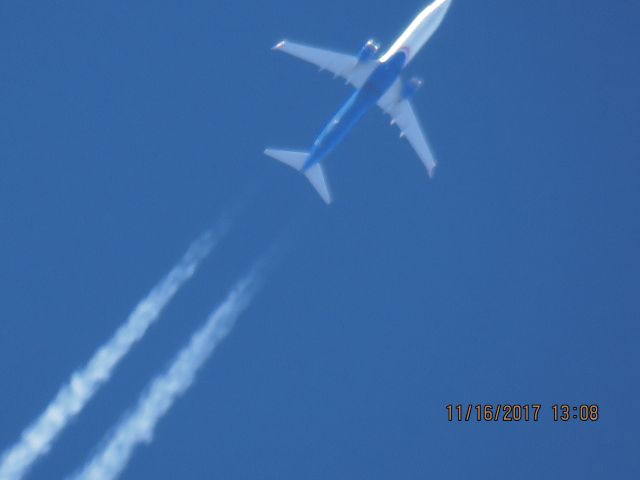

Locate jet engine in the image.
[402,77,423,100]
[358,39,381,62]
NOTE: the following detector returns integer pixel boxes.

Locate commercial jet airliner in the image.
[264,0,453,204]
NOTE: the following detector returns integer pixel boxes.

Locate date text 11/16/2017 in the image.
[446,404,599,422]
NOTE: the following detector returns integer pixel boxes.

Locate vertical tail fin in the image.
[264,149,332,204]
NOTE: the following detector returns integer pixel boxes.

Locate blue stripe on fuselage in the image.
[304,52,407,170]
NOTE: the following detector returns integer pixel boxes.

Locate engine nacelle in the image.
[402,77,423,100]
[358,39,381,62]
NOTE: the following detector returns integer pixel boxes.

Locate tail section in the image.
[265,149,332,204]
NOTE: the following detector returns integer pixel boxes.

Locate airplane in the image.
[264,0,453,204]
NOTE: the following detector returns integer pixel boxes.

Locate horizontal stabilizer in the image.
[264,148,332,204]
[304,163,332,204]
[264,148,308,170]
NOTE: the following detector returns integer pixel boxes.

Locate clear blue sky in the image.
[1,1,638,478]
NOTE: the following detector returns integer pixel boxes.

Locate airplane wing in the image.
[273,40,375,88]
[377,80,437,177]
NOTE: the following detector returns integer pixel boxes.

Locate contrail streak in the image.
[71,267,262,480]
[0,229,223,480]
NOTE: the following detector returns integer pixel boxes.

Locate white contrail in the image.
[71,268,262,480]
[0,229,223,480]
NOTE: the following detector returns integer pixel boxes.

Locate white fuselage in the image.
[379,0,452,64]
